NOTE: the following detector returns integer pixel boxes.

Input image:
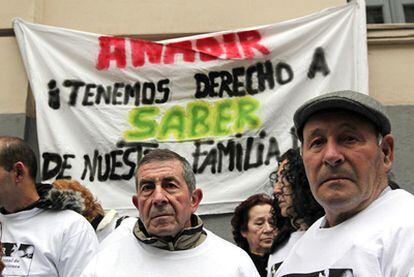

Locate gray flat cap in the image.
[294,90,391,141]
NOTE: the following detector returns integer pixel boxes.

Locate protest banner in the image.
[13,1,367,214]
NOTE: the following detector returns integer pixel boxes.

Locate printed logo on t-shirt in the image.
[281,268,353,277]
[2,242,35,276]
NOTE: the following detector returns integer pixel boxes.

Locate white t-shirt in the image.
[0,208,98,277]
[275,189,414,277]
[267,230,305,277]
[82,222,260,277]
[98,216,137,248]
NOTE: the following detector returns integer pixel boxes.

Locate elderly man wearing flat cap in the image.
[274,90,414,277]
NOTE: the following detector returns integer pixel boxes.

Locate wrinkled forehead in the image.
[248,204,273,218]
[138,159,181,173]
[302,109,378,136]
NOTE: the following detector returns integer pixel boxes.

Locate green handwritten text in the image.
[124,96,262,141]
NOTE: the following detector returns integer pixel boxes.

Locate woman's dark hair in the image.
[270,148,324,252]
[231,193,273,252]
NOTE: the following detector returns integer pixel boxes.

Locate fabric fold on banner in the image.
[13,0,367,214]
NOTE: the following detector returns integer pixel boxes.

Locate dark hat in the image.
[294,90,391,141]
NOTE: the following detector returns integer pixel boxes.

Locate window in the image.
[366,0,414,23]
[397,1,414,22]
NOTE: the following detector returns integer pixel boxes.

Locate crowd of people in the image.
[0,90,414,276]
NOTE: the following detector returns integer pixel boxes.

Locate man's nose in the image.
[152,185,168,206]
[323,140,344,167]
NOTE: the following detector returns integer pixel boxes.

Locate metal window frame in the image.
[391,0,414,23]
[367,0,414,23]
[366,0,393,23]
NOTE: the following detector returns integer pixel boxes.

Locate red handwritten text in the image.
[96,30,270,70]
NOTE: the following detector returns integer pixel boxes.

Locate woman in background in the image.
[267,148,324,276]
[231,193,277,277]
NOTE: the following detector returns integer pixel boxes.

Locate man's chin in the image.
[148,225,179,238]
[318,193,358,211]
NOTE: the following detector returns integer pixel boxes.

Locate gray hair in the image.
[135,149,196,192]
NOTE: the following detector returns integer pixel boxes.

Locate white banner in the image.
[13,1,367,214]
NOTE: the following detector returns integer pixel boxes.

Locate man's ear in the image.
[190,188,203,213]
[132,195,139,211]
[380,134,394,171]
[13,162,25,183]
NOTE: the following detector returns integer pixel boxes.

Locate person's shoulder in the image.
[203,229,260,276]
[301,217,324,234]
[29,207,83,224]
[46,208,91,225]
[337,188,414,234]
[204,229,249,255]
[390,188,414,201]
[387,189,414,221]
[380,189,414,214]
[114,216,138,229]
[99,217,137,248]
[290,230,307,239]
[40,209,97,240]
[204,229,233,245]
